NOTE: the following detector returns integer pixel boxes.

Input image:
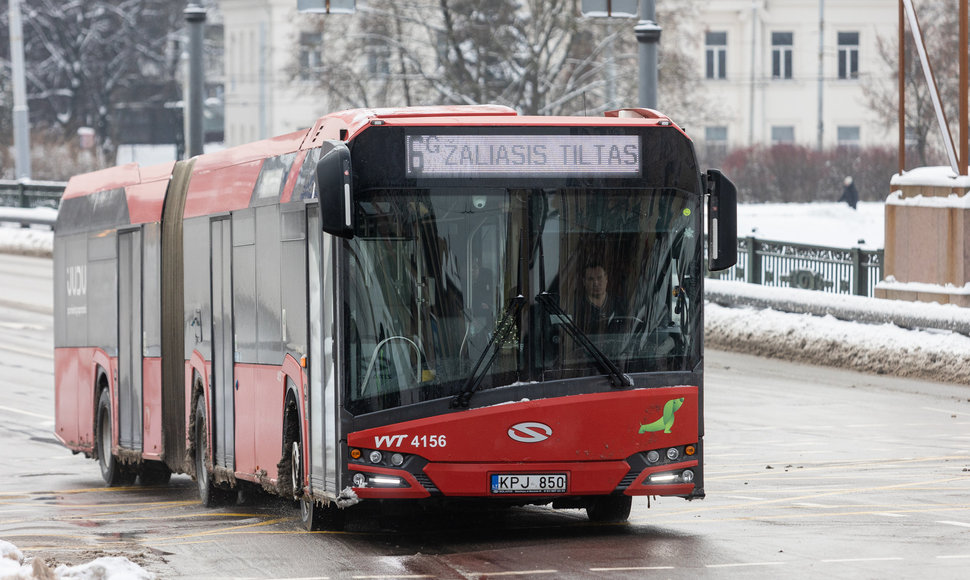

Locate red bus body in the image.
[53,106,736,526]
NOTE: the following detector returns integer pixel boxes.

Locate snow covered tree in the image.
[0,0,188,164]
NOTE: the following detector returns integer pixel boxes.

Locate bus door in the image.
[210,217,235,470]
[117,228,143,451]
[307,208,339,496]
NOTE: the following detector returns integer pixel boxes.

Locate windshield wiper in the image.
[535,292,634,388]
[451,295,526,408]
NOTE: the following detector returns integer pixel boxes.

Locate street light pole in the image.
[184,4,207,158]
[634,0,662,108]
[9,0,32,179]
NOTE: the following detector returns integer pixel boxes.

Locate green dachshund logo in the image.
[638,397,685,434]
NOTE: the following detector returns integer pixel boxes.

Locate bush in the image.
[716,145,898,203]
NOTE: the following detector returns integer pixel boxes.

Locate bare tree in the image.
[862,0,954,167]
[293,0,712,119]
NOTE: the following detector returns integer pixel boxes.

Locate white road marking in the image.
[723,495,766,501]
[0,404,53,421]
[352,577,434,579]
[936,520,970,528]
[874,513,908,518]
[463,572,557,577]
[0,342,53,360]
[590,567,675,571]
[921,407,957,415]
[937,554,970,559]
[821,557,903,563]
[793,502,834,508]
[706,562,787,568]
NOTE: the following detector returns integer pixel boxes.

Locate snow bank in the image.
[0,540,153,580]
[706,278,970,336]
[0,227,53,257]
[705,302,970,384]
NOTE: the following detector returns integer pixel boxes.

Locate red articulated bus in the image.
[53,105,736,528]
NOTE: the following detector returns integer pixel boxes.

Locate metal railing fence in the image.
[0,179,65,209]
[707,236,884,298]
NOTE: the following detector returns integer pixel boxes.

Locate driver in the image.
[576,262,626,335]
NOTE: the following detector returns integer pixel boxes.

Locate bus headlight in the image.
[368,450,383,464]
[646,450,660,464]
[352,473,367,487]
[666,447,680,460]
[391,453,405,466]
[681,469,694,482]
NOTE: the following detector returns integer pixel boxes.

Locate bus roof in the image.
[59,106,688,214]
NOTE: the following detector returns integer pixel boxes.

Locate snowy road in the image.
[1,254,968,578]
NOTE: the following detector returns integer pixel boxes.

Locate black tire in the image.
[139,460,172,486]
[291,438,321,530]
[290,430,345,531]
[194,397,230,507]
[586,495,632,523]
[96,389,136,486]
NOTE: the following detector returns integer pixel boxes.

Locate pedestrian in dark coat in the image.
[839,176,859,209]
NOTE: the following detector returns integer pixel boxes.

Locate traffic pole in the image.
[184,5,207,158]
[634,0,661,109]
[9,0,32,179]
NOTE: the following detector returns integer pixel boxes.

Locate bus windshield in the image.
[344,186,702,414]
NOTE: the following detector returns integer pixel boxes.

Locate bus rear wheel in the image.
[586,495,632,523]
[96,389,135,486]
[194,397,230,507]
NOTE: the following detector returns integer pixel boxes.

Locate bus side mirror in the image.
[316,140,355,238]
[706,169,737,272]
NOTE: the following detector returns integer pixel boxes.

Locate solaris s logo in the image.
[507,422,552,443]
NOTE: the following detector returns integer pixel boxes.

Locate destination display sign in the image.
[405,134,641,178]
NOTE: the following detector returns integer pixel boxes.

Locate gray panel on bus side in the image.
[280,205,308,357]
[255,205,283,364]
[308,211,338,496]
[211,218,235,469]
[118,229,143,450]
[87,233,118,356]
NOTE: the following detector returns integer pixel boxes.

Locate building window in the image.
[837,126,861,148]
[705,126,728,155]
[367,43,391,77]
[771,126,795,145]
[838,32,859,79]
[705,31,727,80]
[299,32,323,81]
[771,32,793,80]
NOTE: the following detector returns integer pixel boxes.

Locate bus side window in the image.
[293,148,322,201]
[251,152,298,206]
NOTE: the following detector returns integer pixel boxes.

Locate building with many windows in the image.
[218,1,900,155]
[694,0,898,158]
[221,0,331,146]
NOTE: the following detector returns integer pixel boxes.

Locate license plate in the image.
[490,473,567,494]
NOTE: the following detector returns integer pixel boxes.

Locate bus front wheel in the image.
[586,495,632,523]
[96,389,135,486]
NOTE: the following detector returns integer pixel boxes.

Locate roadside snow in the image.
[0,540,153,580]
[0,226,53,257]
